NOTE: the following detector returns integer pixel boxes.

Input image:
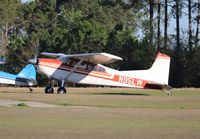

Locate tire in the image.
[45,86,54,94]
[57,87,66,94]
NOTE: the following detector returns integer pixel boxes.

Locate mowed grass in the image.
[0,87,200,139]
[0,87,200,109]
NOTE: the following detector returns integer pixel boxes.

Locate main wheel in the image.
[45,85,54,94]
[57,87,66,94]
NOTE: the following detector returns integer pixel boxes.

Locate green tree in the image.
[0,0,21,56]
[164,0,168,50]
[195,0,200,47]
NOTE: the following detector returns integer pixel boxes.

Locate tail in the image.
[148,52,171,85]
[16,64,37,86]
[120,52,171,91]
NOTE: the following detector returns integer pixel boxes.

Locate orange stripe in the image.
[38,58,147,87]
[39,63,147,87]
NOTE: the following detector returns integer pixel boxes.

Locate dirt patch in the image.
[0,99,60,108]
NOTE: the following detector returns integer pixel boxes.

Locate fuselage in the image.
[36,58,149,89]
[0,64,37,86]
[0,71,31,86]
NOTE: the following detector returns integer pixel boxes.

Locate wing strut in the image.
[65,59,84,81]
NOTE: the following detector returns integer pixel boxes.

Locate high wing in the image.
[41,52,123,64]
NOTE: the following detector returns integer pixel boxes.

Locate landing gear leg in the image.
[28,87,33,92]
[57,80,66,94]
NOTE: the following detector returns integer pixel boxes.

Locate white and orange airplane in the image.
[29,52,172,95]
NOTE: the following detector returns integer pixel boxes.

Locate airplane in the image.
[29,52,172,95]
[0,62,37,89]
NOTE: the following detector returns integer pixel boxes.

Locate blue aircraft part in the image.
[0,71,17,80]
[17,64,36,80]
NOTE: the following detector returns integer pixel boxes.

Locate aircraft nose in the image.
[28,59,37,64]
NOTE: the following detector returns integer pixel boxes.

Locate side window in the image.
[78,62,87,69]
[93,66,105,72]
[63,59,95,71]
[93,66,98,71]
[70,59,79,66]
[98,67,106,72]
[87,64,94,71]
[65,58,72,66]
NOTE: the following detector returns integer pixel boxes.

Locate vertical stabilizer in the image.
[17,64,36,81]
[148,53,171,84]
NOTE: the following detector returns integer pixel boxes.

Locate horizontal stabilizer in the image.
[16,77,37,86]
[144,82,172,90]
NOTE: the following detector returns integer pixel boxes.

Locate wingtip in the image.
[101,52,123,61]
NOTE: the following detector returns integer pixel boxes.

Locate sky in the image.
[22,0,30,2]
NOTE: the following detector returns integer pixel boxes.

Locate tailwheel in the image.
[57,87,66,94]
[45,85,54,94]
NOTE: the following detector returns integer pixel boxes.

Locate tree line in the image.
[0,0,200,87]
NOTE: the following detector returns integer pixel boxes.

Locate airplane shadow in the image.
[82,92,150,96]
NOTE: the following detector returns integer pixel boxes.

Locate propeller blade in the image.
[34,39,40,60]
[28,39,40,65]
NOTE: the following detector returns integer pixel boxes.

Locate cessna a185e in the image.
[29,52,171,95]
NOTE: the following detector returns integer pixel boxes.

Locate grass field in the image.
[0,87,200,139]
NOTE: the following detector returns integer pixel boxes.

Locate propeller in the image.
[28,39,40,65]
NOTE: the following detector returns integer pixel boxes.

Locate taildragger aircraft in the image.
[29,52,172,95]
[0,62,37,90]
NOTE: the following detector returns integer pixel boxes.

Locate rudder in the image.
[17,64,36,81]
[148,52,171,84]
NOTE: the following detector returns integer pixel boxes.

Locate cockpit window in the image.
[93,66,106,72]
[87,64,94,71]
[65,58,72,65]
[78,62,87,69]
[63,58,94,71]
[70,59,79,66]
[62,58,105,72]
